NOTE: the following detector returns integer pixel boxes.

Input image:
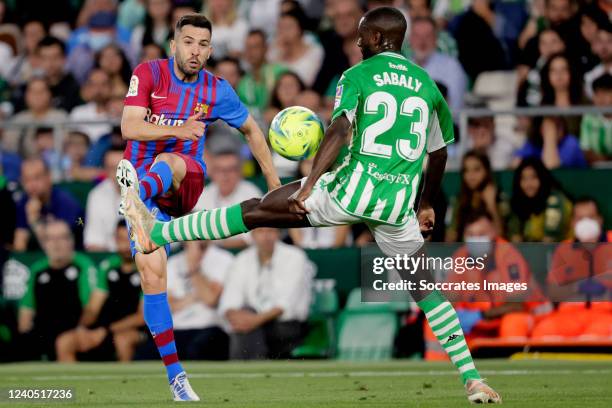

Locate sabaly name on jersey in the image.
[372,62,423,92]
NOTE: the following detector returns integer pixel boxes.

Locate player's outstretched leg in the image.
[416,290,501,403]
[124,181,308,253]
[387,248,501,403]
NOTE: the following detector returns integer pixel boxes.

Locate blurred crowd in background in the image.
[0,0,611,363]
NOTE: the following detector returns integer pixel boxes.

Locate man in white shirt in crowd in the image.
[69,68,112,143]
[83,147,123,251]
[194,149,262,248]
[219,227,313,360]
[409,16,467,114]
[162,241,234,360]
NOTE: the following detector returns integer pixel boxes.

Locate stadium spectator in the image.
[517,28,566,107]
[584,22,612,99]
[507,157,573,242]
[580,73,612,164]
[16,219,95,360]
[66,10,133,85]
[409,16,467,113]
[84,125,125,168]
[264,71,305,125]
[531,197,612,339]
[164,241,234,360]
[75,0,121,29]
[170,2,198,28]
[130,0,172,59]
[139,42,167,63]
[312,0,362,96]
[518,0,585,70]
[36,36,82,112]
[464,116,515,170]
[94,44,132,96]
[446,150,506,242]
[194,149,262,249]
[56,221,144,362]
[404,0,458,58]
[0,130,21,183]
[203,0,248,59]
[14,158,84,251]
[451,0,509,81]
[268,9,323,87]
[62,131,103,181]
[245,0,283,38]
[576,4,609,71]
[214,57,242,90]
[4,78,67,158]
[433,211,550,345]
[515,116,587,169]
[69,68,112,143]
[289,158,352,248]
[117,0,147,31]
[237,29,286,118]
[0,175,16,249]
[219,227,312,360]
[32,127,56,167]
[83,147,123,252]
[5,19,46,87]
[539,53,584,134]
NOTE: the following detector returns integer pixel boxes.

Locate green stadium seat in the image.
[291,280,339,359]
[336,310,399,361]
[345,288,410,312]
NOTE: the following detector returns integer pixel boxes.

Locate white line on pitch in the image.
[3,369,612,382]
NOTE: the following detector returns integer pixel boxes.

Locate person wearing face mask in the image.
[423,210,549,360]
[66,11,134,85]
[531,197,612,339]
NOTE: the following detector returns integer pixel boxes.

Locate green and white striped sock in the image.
[417,290,481,385]
[150,204,249,245]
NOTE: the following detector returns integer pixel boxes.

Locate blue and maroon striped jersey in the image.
[123,57,248,177]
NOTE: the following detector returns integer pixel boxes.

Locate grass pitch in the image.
[1,359,611,407]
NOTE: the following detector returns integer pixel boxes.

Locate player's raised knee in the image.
[155,152,181,167]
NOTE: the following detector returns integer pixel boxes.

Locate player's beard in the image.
[175,50,204,81]
[360,45,376,60]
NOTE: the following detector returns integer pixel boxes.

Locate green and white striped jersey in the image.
[328,51,454,226]
[580,114,612,156]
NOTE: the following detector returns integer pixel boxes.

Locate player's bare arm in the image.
[239,114,281,191]
[417,146,447,235]
[121,105,205,142]
[288,115,351,214]
[77,291,108,327]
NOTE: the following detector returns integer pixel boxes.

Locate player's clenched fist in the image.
[174,111,205,141]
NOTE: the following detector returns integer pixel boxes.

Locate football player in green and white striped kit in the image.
[123,6,501,404]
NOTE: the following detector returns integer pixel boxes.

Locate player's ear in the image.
[170,39,176,56]
[206,45,213,61]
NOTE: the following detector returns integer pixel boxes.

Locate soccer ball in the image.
[268,106,324,161]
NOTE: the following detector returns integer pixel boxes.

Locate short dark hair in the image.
[574,196,601,214]
[34,127,54,138]
[280,9,307,33]
[592,73,612,93]
[464,209,494,227]
[411,16,437,31]
[37,36,66,55]
[216,56,243,74]
[175,14,212,35]
[248,29,267,42]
